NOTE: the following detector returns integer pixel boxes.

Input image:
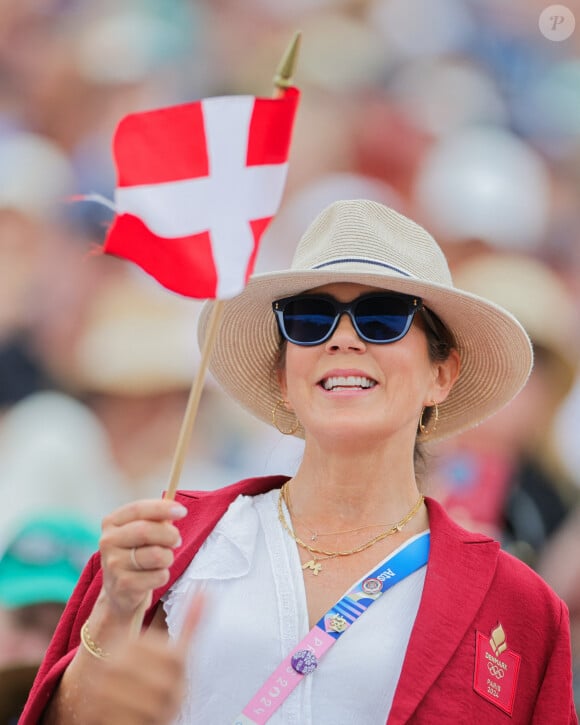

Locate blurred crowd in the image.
[0,0,579,719]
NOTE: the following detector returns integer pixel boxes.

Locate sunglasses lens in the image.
[276,294,417,345]
[355,296,412,342]
[282,298,336,343]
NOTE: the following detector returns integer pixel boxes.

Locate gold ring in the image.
[130,546,144,571]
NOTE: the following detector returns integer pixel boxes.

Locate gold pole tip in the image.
[273,30,302,89]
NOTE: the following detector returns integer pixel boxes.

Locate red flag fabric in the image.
[103,88,300,299]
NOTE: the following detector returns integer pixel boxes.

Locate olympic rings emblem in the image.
[487,662,506,679]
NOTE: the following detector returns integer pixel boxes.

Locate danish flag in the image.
[103,88,300,299]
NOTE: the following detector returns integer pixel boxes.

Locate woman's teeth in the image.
[321,375,376,391]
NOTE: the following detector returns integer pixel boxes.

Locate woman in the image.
[22,200,576,724]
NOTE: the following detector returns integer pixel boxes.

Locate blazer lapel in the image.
[388,498,500,723]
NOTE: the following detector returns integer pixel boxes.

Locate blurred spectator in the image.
[554,374,580,489]
[0,336,52,410]
[0,391,125,537]
[0,514,99,724]
[413,125,551,254]
[427,253,579,566]
[0,132,75,411]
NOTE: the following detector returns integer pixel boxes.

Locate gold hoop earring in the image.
[272,399,300,435]
[419,401,439,436]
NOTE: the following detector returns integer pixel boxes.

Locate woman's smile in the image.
[318,368,378,394]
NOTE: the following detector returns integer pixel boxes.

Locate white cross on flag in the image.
[103,88,300,299]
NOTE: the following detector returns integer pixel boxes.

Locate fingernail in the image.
[170,504,187,518]
[174,535,183,548]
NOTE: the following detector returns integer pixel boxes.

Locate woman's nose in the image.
[325,312,366,352]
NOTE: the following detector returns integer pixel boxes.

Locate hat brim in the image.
[198,264,533,443]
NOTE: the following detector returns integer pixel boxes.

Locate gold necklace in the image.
[277,483,425,575]
[282,485,390,542]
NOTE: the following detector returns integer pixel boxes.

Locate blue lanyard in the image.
[318,530,430,639]
[235,531,430,724]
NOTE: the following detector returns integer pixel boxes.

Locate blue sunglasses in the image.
[272,292,424,346]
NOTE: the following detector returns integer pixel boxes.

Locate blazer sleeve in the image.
[19,552,105,725]
[19,495,209,723]
[531,599,578,724]
[20,481,276,723]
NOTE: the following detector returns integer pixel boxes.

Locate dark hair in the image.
[420,307,456,364]
[414,307,456,476]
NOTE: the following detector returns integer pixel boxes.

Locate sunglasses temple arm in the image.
[419,306,442,338]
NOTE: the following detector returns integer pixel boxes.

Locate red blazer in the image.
[22,476,578,724]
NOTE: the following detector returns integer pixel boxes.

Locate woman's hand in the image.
[41,500,191,725]
[99,499,187,621]
[87,593,204,725]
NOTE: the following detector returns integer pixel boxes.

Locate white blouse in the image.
[163,489,427,725]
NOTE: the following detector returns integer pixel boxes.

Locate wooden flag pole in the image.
[128,32,301,639]
[164,298,225,501]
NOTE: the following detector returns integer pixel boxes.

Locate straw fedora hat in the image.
[198,200,533,442]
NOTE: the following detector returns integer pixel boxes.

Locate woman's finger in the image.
[96,499,188,619]
[101,519,182,552]
[103,499,187,528]
[127,544,176,573]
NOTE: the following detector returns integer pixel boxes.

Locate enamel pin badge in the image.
[473,623,521,716]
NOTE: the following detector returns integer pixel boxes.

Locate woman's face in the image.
[278,282,460,449]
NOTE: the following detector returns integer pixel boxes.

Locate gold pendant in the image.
[302,559,322,575]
